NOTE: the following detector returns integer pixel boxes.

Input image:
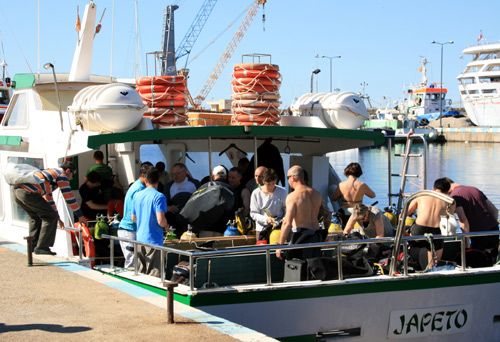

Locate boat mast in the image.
[69,2,97,81]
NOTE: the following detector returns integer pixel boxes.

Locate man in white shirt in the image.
[163,163,199,234]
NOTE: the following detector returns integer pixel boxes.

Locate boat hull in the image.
[462,96,500,127]
[186,270,500,341]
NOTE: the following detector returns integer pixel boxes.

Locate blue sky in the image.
[0,0,498,109]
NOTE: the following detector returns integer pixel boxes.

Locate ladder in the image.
[387,132,428,218]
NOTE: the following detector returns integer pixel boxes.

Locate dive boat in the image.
[1,2,500,342]
[457,41,500,127]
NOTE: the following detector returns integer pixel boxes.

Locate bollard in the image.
[163,281,179,323]
[24,236,34,266]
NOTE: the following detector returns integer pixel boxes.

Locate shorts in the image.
[410,224,444,250]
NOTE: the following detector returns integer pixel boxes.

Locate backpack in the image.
[2,163,44,186]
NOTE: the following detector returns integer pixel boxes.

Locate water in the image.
[328,142,500,210]
[142,141,500,210]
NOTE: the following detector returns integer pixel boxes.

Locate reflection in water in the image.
[328,142,500,210]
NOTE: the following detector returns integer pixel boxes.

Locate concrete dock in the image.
[0,240,276,342]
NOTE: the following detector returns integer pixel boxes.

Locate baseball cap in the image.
[212,165,227,176]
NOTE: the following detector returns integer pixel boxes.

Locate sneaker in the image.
[34,247,56,255]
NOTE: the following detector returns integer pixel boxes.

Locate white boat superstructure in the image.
[457,42,500,126]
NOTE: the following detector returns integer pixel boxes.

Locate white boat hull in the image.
[462,96,500,127]
[194,270,500,341]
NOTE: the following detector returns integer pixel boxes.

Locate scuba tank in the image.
[224,220,241,237]
[269,219,282,244]
[328,212,343,233]
[383,205,397,228]
[94,214,109,240]
[164,226,178,241]
[109,213,120,236]
[180,224,197,241]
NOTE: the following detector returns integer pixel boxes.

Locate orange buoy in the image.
[232,69,280,79]
[73,222,96,266]
[231,92,280,101]
[231,77,281,86]
[232,100,281,108]
[233,63,280,71]
[136,76,187,86]
[231,62,282,127]
[136,75,189,127]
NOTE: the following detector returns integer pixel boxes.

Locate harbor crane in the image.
[193,0,267,108]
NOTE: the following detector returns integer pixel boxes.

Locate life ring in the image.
[232,69,281,79]
[232,84,280,93]
[231,92,280,101]
[143,99,188,107]
[233,113,280,123]
[414,97,422,106]
[232,99,281,108]
[233,63,280,72]
[72,222,96,266]
[139,92,187,102]
[232,107,279,115]
[136,76,187,86]
[231,77,282,86]
[136,84,187,93]
[145,106,188,115]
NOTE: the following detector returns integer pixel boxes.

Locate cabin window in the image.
[0,89,9,105]
[8,156,45,224]
[468,90,479,95]
[485,64,500,71]
[2,93,28,127]
[479,77,491,83]
[460,90,467,94]
[460,78,475,85]
[468,65,484,72]
[482,89,497,94]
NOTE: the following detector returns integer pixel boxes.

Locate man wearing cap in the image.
[14,161,88,255]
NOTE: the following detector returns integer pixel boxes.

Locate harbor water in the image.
[328,142,500,210]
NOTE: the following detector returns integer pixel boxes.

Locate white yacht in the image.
[457,42,500,126]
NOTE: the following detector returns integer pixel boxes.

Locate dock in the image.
[0,240,276,342]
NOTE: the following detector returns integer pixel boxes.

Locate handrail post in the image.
[189,256,195,291]
[78,228,83,260]
[266,249,272,285]
[160,250,165,283]
[461,235,467,271]
[403,242,408,276]
[134,242,138,276]
[110,238,115,269]
[336,243,343,280]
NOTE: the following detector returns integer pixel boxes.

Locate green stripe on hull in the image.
[105,270,500,309]
[188,272,500,307]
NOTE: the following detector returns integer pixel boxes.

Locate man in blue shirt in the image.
[118,163,152,268]
[132,167,168,276]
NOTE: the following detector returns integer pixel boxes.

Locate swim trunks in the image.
[410,224,444,250]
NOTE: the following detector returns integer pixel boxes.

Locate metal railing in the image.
[100,227,500,292]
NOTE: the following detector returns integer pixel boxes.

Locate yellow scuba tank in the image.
[328,222,343,233]
[180,224,197,240]
[405,216,415,229]
[384,211,397,228]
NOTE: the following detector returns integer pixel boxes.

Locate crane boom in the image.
[176,0,218,65]
[194,0,266,108]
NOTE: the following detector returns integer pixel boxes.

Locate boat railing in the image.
[99,226,500,291]
[63,225,84,260]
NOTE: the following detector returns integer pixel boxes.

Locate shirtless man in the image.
[407,178,455,267]
[276,165,323,260]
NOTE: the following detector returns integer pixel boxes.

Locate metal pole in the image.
[439,44,443,128]
[329,58,332,93]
